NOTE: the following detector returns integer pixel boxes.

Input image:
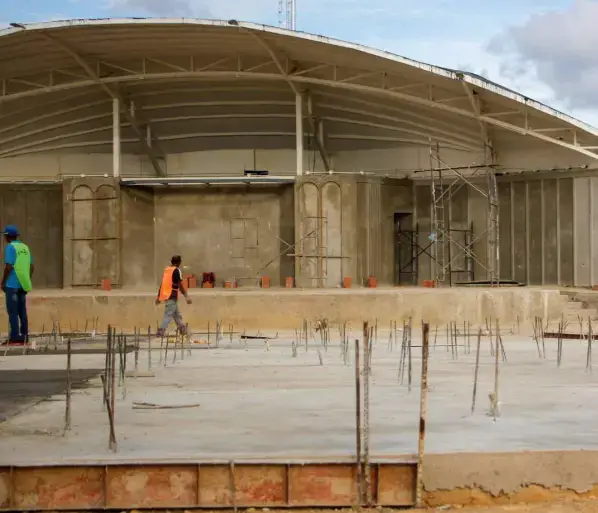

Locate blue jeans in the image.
[158,300,185,333]
[5,288,28,342]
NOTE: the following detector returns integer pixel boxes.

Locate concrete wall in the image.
[356,178,412,286]
[3,141,597,289]
[0,149,326,179]
[0,184,63,288]
[333,147,486,174]
[294,176,356,288]
[167,149,325,176]
[494,174,597,287]
[63,177,120,288]
[121,187,155,289]
[294,176,412,287]
[0,154,154,179]
[153,186,294,287]
[407,172,598,287]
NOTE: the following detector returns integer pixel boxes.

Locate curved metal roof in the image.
[0,18,596,163]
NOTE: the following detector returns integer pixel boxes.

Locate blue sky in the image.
[2,0,597,126]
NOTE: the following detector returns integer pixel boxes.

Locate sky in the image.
[1,0,598,127]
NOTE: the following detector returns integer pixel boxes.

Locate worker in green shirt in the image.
[1,226,34,345]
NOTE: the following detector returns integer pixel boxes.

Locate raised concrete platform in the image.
[2,329,598,509]
[0,287,568,332]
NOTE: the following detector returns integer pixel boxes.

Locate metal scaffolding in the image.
[427,148,500,286]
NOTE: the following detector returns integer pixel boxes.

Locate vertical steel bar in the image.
[103,325,111,411]
[110,328,117,432]
[415,323,430,508]
[122,335,127,400]
[112,98,121,178]
[134,327,139,372]
[295,93,304,176]
[148,325,152,370]
[471,328,482,414]
[64,336,72,433]
[354,337,362,508]
[493,324,500,421]
[363,322,371,506]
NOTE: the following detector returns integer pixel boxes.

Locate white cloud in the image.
[488,0,598,118]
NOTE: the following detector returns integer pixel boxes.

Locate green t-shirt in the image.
[5,241,32,292]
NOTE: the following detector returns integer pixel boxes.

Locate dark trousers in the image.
[5,288,28,342]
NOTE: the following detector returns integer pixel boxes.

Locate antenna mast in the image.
[278,0,296,30]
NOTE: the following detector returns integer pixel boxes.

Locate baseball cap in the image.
[3,225,19,237]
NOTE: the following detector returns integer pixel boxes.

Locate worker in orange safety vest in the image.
[155,255,192,337]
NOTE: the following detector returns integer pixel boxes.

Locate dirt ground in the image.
[184,502,598,513]
[419,502,598,512]
[250,503,598,513]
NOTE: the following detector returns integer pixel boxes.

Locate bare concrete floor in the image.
[1,329,598,464]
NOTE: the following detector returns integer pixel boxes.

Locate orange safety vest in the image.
[158,266,180,302]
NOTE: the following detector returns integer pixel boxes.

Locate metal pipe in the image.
[112,98,121,178]
[110,327,117,452]
[295,93,304,176]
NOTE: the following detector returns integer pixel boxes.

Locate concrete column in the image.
[295,93,303,176]
[112,98,121,179]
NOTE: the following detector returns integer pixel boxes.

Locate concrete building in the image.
[1,18,598,290]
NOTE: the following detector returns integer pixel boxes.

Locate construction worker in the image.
[1,225,34,345]
[156,255,191,337]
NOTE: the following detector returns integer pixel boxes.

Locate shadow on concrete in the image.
[0,369,102,422]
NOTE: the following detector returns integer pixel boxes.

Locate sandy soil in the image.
[190,502,598,513]
[420,502,598,512]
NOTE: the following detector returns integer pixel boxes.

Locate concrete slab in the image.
[1,329,597,466]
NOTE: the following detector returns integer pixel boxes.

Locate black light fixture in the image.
[9,22,26,29]
[227,19,239,26]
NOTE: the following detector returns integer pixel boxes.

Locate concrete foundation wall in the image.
[8,287,566,332]
[0,184,63,288]
[424,450,598,506]
[153,186,294,287]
